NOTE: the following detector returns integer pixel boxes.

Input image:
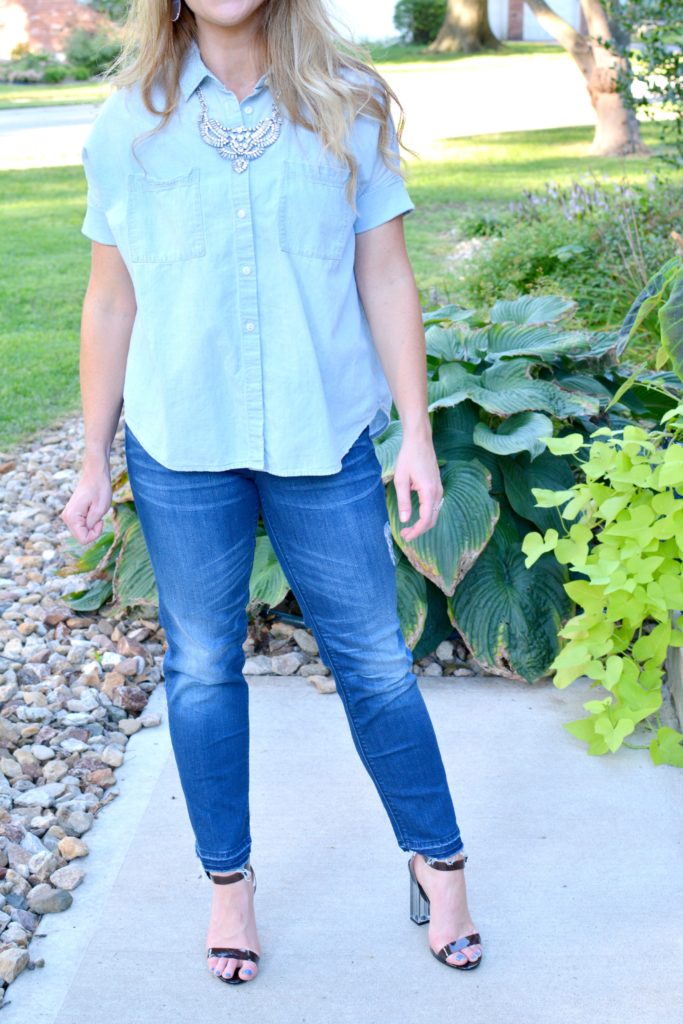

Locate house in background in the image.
[0,0,110,60]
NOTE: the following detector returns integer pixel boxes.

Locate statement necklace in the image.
[196,84,283,174]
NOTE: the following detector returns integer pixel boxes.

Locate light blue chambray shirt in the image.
[80,38,415,475]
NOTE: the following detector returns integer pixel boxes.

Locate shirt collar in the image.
[179,38,270,102]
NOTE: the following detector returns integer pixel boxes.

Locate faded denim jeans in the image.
[124,420,465,873]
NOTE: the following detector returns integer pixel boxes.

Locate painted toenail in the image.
[455,954,466,961]
[244,969,253,975]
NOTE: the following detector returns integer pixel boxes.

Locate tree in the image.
[87,0,130,23]
[429,0,502,53]
[524,0,647,156]
[605,0,683,165]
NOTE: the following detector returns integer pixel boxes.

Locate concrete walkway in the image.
[5,672,683,1024]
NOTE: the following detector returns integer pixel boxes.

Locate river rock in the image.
[57,836,88,860]
[0,945,29,983]
[292,628,319,656]
[27,884,73,914]
[308,674,337,694]
[271,652,307,675]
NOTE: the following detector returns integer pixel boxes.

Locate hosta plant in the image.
[61,290,680,682]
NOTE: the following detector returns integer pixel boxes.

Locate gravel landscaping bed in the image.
[0,415,476,1003]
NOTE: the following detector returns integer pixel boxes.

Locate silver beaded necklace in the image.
[196,83,283,174]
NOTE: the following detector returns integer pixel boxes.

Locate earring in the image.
[171,0,181,21]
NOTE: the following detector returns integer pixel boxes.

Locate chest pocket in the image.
[278,160,355,261]
[127,168,206,263]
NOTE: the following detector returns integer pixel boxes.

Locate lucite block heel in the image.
[408,853,483,970]
[410,864,431,924]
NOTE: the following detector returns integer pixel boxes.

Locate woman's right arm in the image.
[60,241,136,546]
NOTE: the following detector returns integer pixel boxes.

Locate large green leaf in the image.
[425,324,487,364]
[490,295,577,325]
[249,532,290,609]
[617,257,682,356]
[431,359,599,418]
[62,578,114,612]
[395,554,428,650]
[432,402,505,493]
[473,412,553,460]
[553,372,615,407]
[484,323,591,361]
[112,516,158,611]
[372,419,403,483]
[477,360,599,417]
[659,263,683,382]
[386,459,499,596]
[501,449,576,532]
[447,518,572,682]
[423,304,477,328]
[412,579,454,660]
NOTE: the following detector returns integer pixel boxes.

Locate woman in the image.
[60,0,483,985]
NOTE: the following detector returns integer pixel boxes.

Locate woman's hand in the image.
[393,428,444,542]
[60,464,113,546]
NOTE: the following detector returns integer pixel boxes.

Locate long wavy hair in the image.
[106,0,412,199]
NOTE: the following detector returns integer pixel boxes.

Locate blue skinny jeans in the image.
[124,420,465,873]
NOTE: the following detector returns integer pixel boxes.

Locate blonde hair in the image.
[105,0,412,200]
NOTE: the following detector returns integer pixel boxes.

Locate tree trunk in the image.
[524,0,647,156]
[429,0,502,54]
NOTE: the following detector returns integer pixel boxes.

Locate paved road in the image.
[5,672,682,1024]
[0,54,596,171]
[0,103,101,171]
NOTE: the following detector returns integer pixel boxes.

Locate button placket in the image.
[231,130,263,468]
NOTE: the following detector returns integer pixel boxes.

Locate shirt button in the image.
[237,208,247,219]
[245,321,256,332]
[242,265,252,275]
[244,105,253,114]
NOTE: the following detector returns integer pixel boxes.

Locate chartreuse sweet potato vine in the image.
[522,418,683,768]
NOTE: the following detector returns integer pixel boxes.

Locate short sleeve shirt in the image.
[80,39,415,474]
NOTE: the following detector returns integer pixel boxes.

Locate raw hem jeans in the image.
[124,420,465,873]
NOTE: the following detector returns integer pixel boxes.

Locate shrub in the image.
[455,174,683,349]
[71,64,93,81]
[522,258,683,767]
[7,68,44,83]
[65,28,121,76]
[393,0,447,45]
[43,64,69,84]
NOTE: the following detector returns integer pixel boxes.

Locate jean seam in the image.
[258,486,414,849]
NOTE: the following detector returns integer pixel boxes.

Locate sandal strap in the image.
[438,932,481,957]
[206,946,261,963]
[426,854,468,871]
[205,863,253,884]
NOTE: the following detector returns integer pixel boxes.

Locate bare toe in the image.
[237,958,258,981]
[221,956,240,979]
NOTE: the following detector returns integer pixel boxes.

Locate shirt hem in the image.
[123,406,391,476]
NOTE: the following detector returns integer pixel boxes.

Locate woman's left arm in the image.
[354,214,443,542]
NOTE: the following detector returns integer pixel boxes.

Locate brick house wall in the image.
[0,1,113,60]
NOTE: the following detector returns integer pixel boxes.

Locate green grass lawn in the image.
[0,166,90,453]
[0,81,111,109]
[368,39,563,66]
[0,122,667,453]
